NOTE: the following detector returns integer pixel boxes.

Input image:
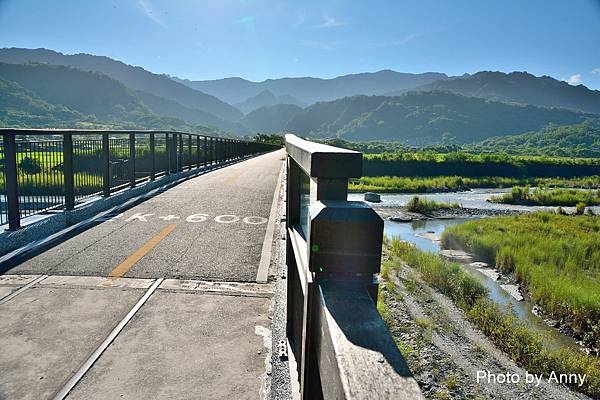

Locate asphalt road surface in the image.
[4,150,284,282]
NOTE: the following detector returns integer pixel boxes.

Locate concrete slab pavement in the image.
[0,283,146,400]
[67,290,272,400]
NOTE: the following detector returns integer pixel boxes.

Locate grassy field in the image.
[381,239,600,397]
[441,213,600,350]
[364,151,600,165]
[490,186,600,207]
[348,175,600,193]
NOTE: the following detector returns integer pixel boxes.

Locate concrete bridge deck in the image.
[0,150,285,400]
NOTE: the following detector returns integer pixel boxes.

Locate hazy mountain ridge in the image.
[0,63,221,133]
[285,91,592,144]
[0,48,243,122]
[177,70,450,105]
[133,90,249,134]
[387,71,600,115]
[234,90,305,114]
[2,47,600,144]
[240,104,303,133]
[0,77,85,128]
[0,62,148,121]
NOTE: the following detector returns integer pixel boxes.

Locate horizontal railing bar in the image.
[285,134,362,179]
[0,128,245,141]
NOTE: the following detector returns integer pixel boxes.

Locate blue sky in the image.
[1,0,599,88]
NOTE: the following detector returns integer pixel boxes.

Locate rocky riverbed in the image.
[372,206,522,222]
[380,255,591,400]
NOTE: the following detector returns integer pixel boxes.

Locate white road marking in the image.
[185,213,209,223]
[243,216,268,225]
[158,215,180,221]
[125,213,154,222]
[214,215,240,223]
[116,212,269,226]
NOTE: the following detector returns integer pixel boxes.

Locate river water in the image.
[349,190,584,349]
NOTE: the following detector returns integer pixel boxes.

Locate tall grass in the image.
[490,186,600,206]
[442,212,600,349]
[384,239,600,397]
[405,196,460,214]
[348,175,600,193]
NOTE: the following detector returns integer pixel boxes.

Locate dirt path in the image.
[380,258,591,400]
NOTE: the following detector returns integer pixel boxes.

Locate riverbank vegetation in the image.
[381,239,600,397]
[490,186,600,206]
[465,121,600,158]
[441,213,600,351]
[348,175,600,193]
[405,196,460,214]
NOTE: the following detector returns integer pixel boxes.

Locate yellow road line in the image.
[108,224,177,278]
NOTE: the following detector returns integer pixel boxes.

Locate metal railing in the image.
[284,134,423,399]
[1,129,279,230]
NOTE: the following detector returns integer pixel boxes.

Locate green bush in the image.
[405,196,460,214]
[18,156,42,174]
[348,175,600,193]
[491,186,600,206]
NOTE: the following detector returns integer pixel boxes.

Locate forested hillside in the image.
[390,71,600,114]
[0,77,84,127]
[285,91,590,143]
[466,121,600,158]
[0,48,243,123]
[240,104,302,133]
[0,63,221,133]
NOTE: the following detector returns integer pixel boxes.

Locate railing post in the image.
[215,138,220,163]
[178,134,184,172]
[3,132,21,230]
[150,133,156,181]
[129,133,136,188]
[166,134,171,175]
[102,133,110,196]
[188,134,192,170]
[63,133,75,210]
[196,135,201,168]
[203,137,208,167]
[212,137,216,165]
[284,135,413,400]
[218,138,221,164]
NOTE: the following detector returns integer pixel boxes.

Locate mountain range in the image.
[174,70,449,105]
[1,47,599,147]
[386,71,600,114]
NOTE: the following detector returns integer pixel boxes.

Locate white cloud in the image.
[313,15,349,28]
[138,0,166,28]
[592,68,600,74]
[567,74,582,85]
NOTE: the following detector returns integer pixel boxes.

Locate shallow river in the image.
[349,190,584,349]
[350,188,600,214]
